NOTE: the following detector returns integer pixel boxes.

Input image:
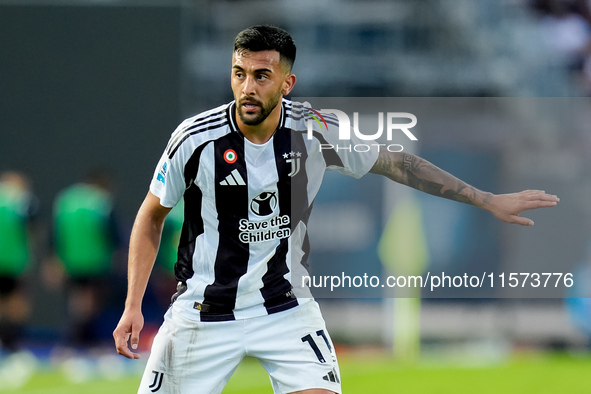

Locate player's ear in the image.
[282,73,296,96]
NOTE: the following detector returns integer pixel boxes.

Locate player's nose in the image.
[242,75,257,95]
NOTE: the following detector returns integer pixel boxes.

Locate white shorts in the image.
[138,300,341,394]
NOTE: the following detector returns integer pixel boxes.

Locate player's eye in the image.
[256,74,268,81]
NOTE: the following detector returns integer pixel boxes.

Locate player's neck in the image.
[236,104,282,145]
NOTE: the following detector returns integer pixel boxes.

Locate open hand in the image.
[485,190,559,226]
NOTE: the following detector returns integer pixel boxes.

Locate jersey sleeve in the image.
[149,152,186,208]
[149,141,188,209]
[315,110,379,179]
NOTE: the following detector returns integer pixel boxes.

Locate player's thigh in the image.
[138,309,245,394]
[247,301,341,394]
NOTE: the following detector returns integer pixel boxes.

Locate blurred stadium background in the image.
[1,0,591,392]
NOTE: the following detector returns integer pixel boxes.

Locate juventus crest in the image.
[283,151,301,177]
[149,370,163,392]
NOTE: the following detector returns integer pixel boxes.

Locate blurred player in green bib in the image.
[0,171,37,354]
[53,171,120,347]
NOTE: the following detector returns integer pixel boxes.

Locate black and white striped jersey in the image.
[150,98,378,322]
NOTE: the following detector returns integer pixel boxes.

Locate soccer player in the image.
[0,171,37,354]
[54,170,120,346]
[113,26,559,393]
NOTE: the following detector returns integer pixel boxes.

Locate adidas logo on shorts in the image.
[322,368,340,383]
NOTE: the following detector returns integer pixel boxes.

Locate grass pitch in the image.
[2,352,590,393]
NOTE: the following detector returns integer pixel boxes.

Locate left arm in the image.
[370,151,559,226]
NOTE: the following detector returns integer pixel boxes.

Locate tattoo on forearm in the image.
[403,154,412,171]
[371,151,491,207]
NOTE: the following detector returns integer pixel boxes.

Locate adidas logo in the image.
[219,169,246,186]
[322,368,340,383]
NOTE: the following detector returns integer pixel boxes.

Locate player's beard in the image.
[237,90,282,126]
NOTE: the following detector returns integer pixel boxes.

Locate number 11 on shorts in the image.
[301,330,336,363]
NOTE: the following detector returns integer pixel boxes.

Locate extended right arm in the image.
[113,191,171,359]
[370,151,559,226]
